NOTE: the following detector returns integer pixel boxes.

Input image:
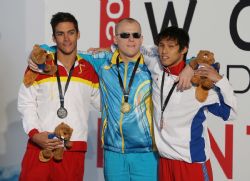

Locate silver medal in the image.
[57,107,68,119]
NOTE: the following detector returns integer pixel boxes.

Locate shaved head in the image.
[115,18,141,35]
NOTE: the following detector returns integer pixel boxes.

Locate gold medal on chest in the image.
[121,102,131,113]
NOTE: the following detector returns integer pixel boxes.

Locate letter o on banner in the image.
[107,0,124,19]
[230,1,250,51]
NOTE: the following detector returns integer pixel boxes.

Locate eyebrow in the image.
[55,29,76,34]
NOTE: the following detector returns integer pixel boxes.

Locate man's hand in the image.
[28,58,42,73]
[194,63,222,83]
[177,64,194,91]
[31,132,63,150]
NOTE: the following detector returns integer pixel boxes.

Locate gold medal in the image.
[121,102,131,113]
[116,55,141,114]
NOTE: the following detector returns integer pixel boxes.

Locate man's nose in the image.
[64,34,69,41]
[162,47,168,53]
[128,35,134,41]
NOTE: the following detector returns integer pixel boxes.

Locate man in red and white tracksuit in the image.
[18,12,100,181]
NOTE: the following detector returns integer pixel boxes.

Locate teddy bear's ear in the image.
[197,50,204,58]
[33,44,40,50]
[31,45,47,64]
[54,127,59,136]
[54,123,63,136]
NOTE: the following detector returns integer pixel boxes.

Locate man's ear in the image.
[77,31,80,40]
[181,46,188,55]
[113,35,118,45]
[52,34,56,43]
[140,35,144,45]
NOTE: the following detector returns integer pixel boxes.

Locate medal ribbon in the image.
[116,54,141,103]
[55,52,76,109]
[160,71,178,129]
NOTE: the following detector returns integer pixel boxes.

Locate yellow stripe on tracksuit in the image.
[34,77,99,88]
[119,63,128,153]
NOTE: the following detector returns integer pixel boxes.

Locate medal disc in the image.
[57,107,68,119]
[121,102,131,113]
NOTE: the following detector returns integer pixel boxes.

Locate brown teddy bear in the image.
[39,122,73,162]
[189,50,220,102]
[23,44,57,87]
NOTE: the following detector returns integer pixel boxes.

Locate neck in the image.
[57,50,77,71]
[121,58,129,64]
[119,52,140,64]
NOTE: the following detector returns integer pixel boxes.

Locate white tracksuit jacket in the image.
[142,46,237,163]
[18,55,100,151]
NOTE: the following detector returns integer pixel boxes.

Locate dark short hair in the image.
[157,26,190,60]
[50,12,79,36]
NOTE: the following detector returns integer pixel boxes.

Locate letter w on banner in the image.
[100,0,130,47]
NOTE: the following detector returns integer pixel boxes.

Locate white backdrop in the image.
[0,0,249,180]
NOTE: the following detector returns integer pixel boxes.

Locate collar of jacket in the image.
[111,50,145,65]
[163,60,185,76]
[50,52,82,62]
